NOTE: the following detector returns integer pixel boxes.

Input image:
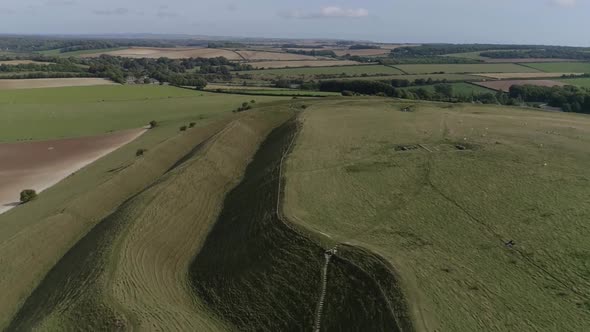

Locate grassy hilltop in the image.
[0,82,589,331]
[285,98,590,331]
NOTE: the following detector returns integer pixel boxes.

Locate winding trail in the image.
[313,246,338,332]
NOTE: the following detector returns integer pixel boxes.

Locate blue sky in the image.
[1,0,589,46]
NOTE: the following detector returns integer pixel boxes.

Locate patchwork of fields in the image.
[1,38,590,332]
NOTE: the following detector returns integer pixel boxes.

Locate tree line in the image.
[319,79,590,114]
[480,49,590,60]
[284,49,336,57]
[0,36,177,53]
[0,62,84,73]
[391,44,588,58]
[349,44,381,50]
[509,85,590,113]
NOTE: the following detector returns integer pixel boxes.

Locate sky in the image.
[1,0,589,46]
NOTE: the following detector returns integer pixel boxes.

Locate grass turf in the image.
[559,77,590,88]
[0,85,287,142]
[524,62,590,73]
[332,73,482,82]
[0,99,297,330]
[394,63,540,74]
[284,98,590,331]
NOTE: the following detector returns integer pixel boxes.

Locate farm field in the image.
[236,50,318,61]
[204,84,339,96]
[484,58,583,63]
[400,82,494,96]
[0,60,53,65]
[241,64,404,77]
[0,128,145,214]
[474,79,566,92]
[475,72,583,79]
[247,60,360,69]
[0,78,117,90]
[524,62,590,73]
[559,77,590,88]
[79,47,243,60]
[332,48,391,57]
[0,85,287,142]
[394,63,541,74]
[284,98,590,331]
[38,47,127,57]
[444,52,580,63]
[334,73,481,82]
[0,103,301,331]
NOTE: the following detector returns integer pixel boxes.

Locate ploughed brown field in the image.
[0,78,118,90]
[80,47,244,60]
[0,128,145,214]
[473,79,567,92]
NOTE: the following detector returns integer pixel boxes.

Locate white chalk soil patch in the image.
[0,128,145,215]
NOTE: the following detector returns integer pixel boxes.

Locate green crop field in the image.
[284,98,590,331]
[240,64,404,77]
[401,82,494,96]
[559,77,590,88]
[0,85,287,142]
[204,85,340,96]
[333,73,482,82]
[394,63,540,74]
[525,62,590,73]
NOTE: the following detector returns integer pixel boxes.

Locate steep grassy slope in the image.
[7,107,294,331]
[190,113,412,331]
[0,115,232,330]
[284,98,590,331]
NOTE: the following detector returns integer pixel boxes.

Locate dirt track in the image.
[0,128,145,214]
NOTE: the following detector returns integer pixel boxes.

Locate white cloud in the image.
[92,8,129,16]
[280,6,369,19]
[318,6,369,18]
[550,0,577,7]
